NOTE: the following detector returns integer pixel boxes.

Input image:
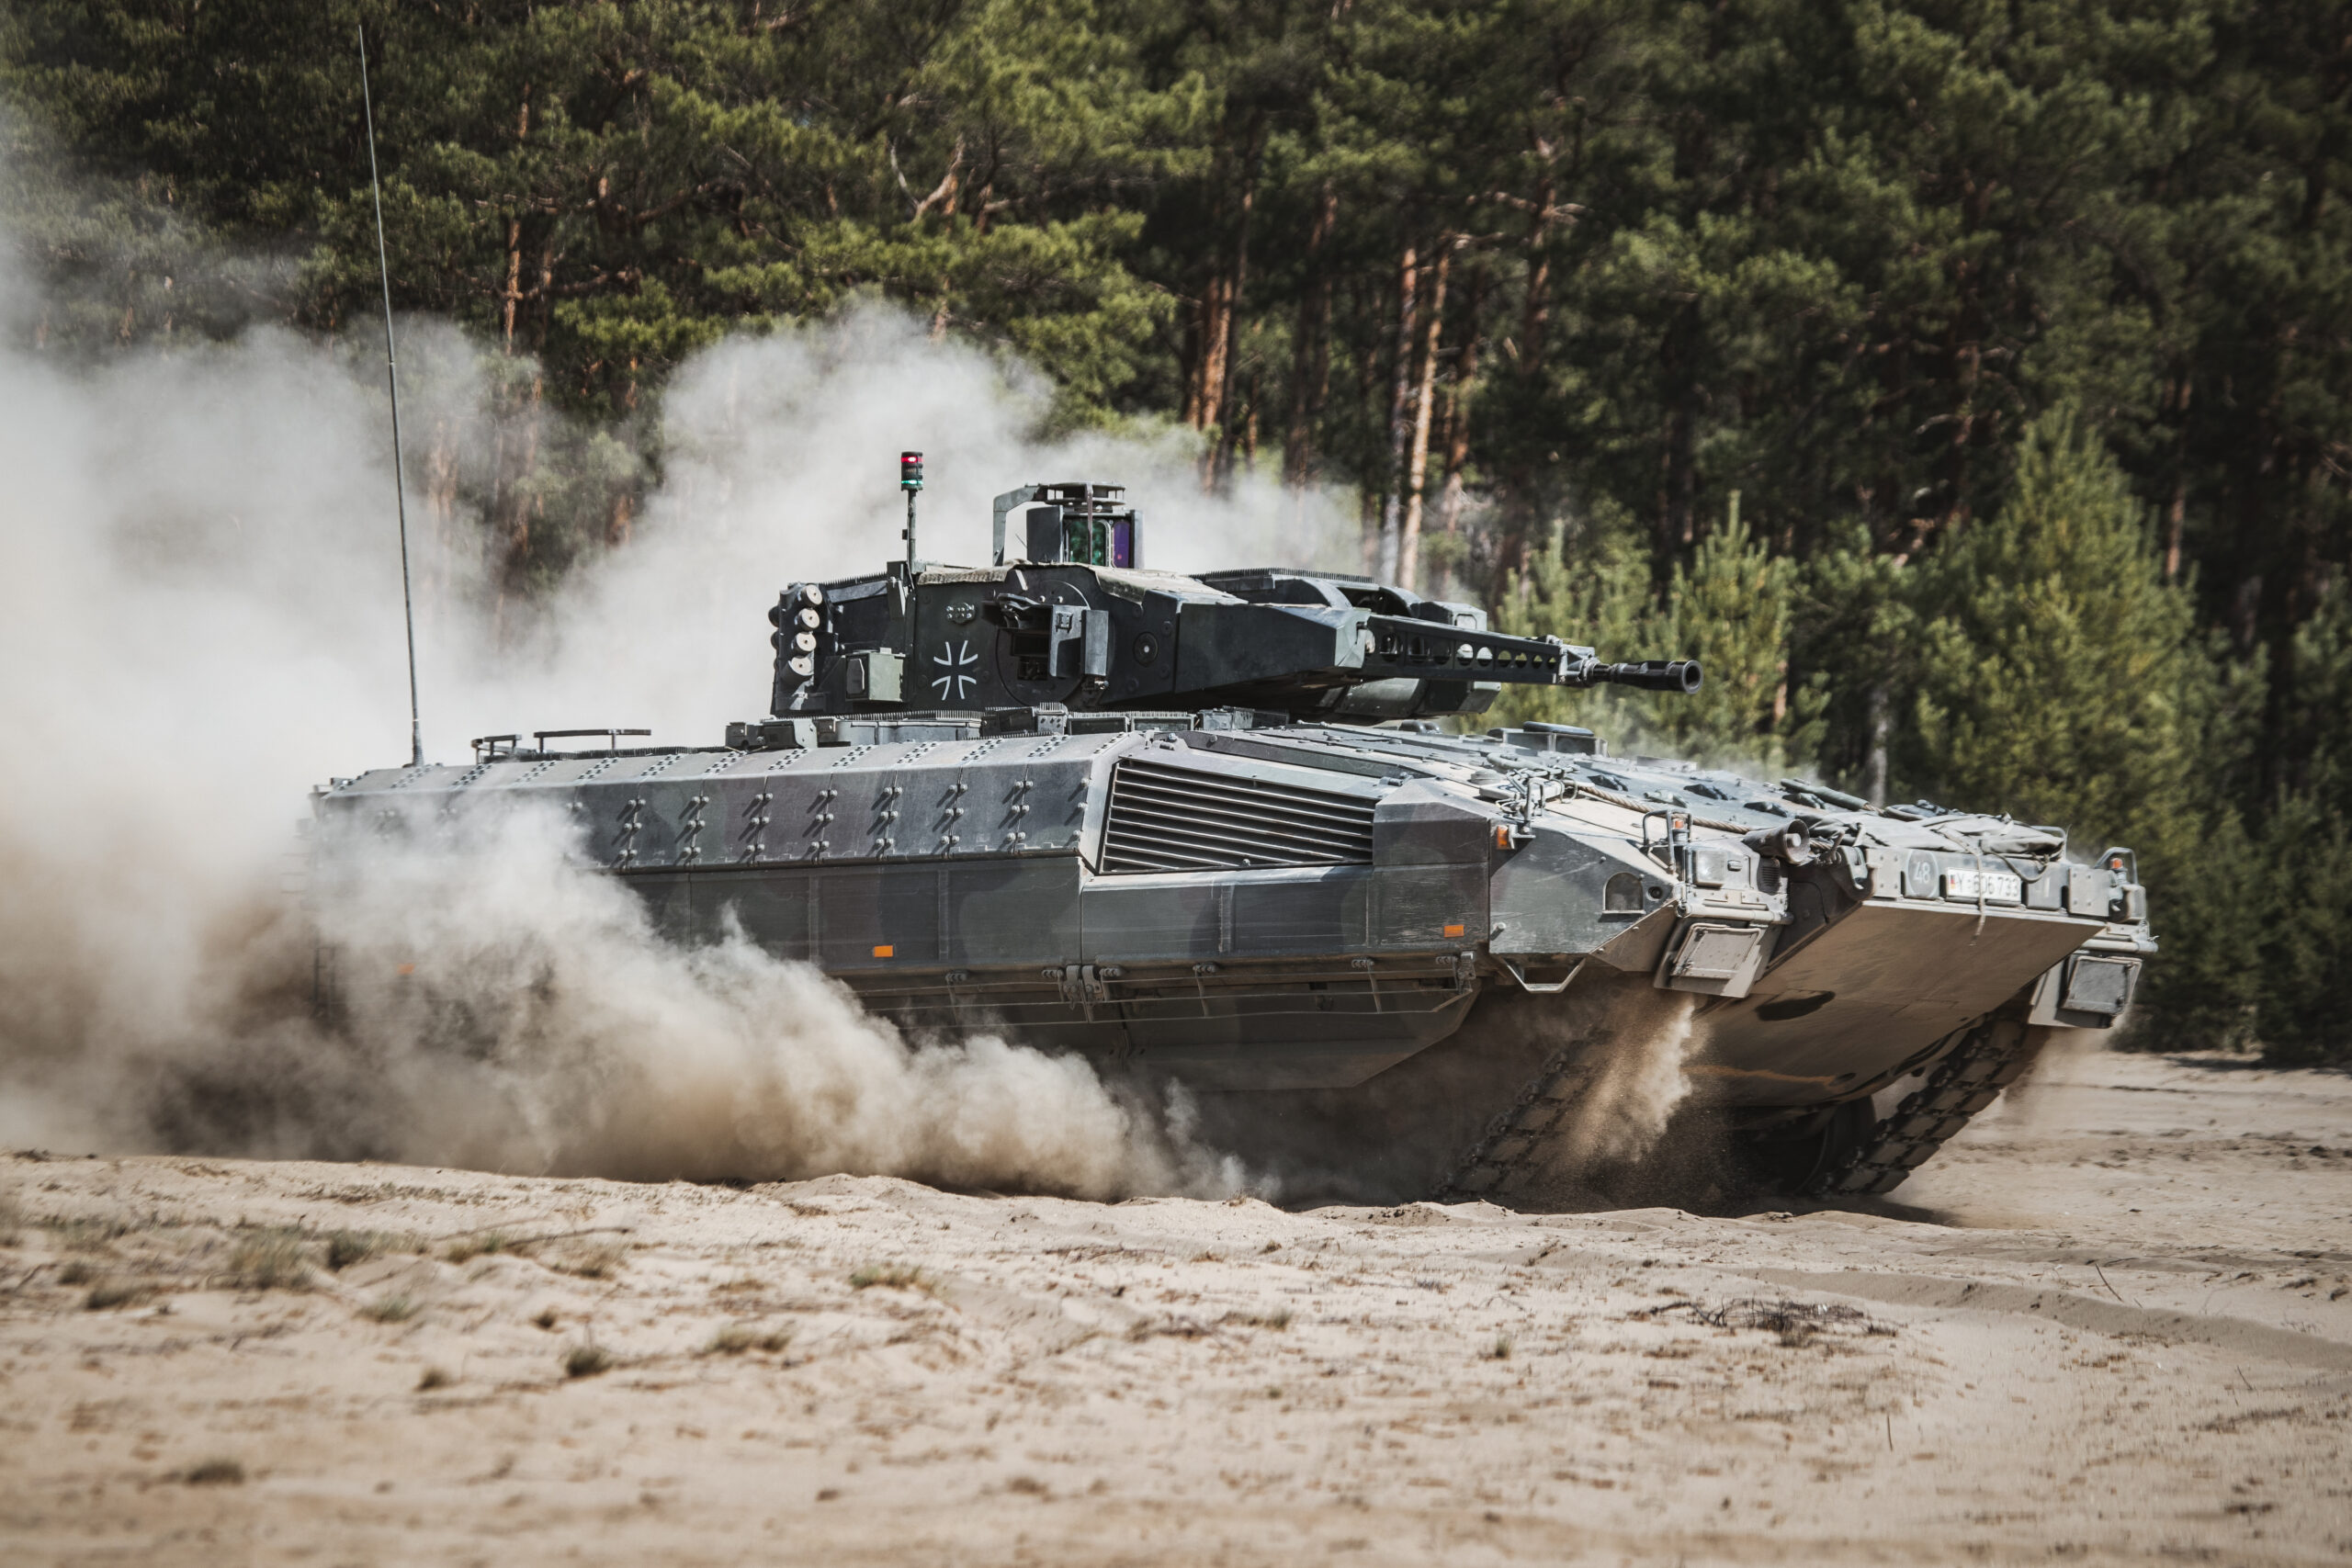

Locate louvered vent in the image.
[1101,760,1377,873]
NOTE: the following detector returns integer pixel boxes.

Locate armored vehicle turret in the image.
[751,479,1696,735]
[315,474,2156,1202]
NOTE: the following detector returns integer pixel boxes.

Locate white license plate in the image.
[1942,868,2022,903]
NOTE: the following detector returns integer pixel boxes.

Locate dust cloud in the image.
[1550,988,1701,1168]
[0,193,1341,1194]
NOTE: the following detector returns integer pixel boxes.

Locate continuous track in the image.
[1430,1005,2052,1204]
[1804,1012,2047,1197]
[1429,1047,1606,1202]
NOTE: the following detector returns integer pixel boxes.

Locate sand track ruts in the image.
[2,1047,2348,1566]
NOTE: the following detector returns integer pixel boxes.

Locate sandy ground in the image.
[2,1046,2348,1566]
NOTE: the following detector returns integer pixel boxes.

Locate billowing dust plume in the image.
[0,200,1351,1194]
[184,805,1239,1198]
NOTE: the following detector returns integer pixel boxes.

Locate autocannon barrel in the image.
[1589,659,1702,694]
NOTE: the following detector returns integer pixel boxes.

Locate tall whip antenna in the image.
[359,24,424,767]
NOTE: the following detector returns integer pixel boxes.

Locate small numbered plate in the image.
[1942,868,2023,903]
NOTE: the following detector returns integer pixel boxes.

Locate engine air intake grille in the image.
[1102,760,1376,873]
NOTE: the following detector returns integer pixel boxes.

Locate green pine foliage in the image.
[2249,584,2352,1062]
[1492,502,1817,774]
[1902,408,2214,871]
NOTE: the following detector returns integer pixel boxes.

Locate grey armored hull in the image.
[316,479,2155,1199]
[318,710,2153,1199]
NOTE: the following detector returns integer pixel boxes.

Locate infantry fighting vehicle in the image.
[314,472,2156,1201]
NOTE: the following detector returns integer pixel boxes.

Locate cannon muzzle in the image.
[1589,659,1702,694]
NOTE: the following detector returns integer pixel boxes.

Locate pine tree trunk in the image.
[494,367,544,640]
[2164,372,2191,582]
[1283,185,1338,489]
[1658,302,1698,562]
[1200,116,1263,491]
[1378,241,1419,583]
[425,418,461,620]
[1866,682,1891,806]
[1520,173,1553,385]
[1400,242,1453,594]
[1195,272,1230,435]
[1434,263,1487,599]
[501,87,533,352]
[1498,169,1555,581]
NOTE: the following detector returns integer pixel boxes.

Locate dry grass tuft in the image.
[84,1277,153,1311]
[326,1230,404,1271]
[228,1228,312,1291]
[1485,1332,1515,1360]
[533,1306,560,1331]
[0,1189,22,1247]
[1226,1307,1292,1331]
[47,1214,135,1251]
[415,1366,453,1392]
[555,1240,628,1279]
[182,1458,245,1485]
[363,1293,417,1324]
[849,1262,938,1295]
[563,1342,615,1379]
[444,1232,511,1265]
[57,1258,99,1287]
[705,1322,794,1356]
[1006,1475,1050,1496]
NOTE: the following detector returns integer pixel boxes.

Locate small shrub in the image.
[363,1294,417,1324]
[416,1366,452,1392]
[532,1306,560,1331]
[183,1458,244,1485]
[0,1190,22,1246]
[563,1342,615,1379]
[228,1229,311,1291]
[1486,1333,1514,1361]
[57,1259,99,1287]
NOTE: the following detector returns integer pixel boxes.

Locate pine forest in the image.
[3,0,2346,1061]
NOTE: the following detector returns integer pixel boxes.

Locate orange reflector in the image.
[1442,924,1465,939]
[396,963,415,976]
[873,944,895,958]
